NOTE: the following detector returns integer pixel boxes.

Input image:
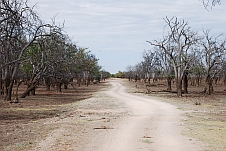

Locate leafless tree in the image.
[222,61,226,87]
[200,30,226,95]
[154,48,174,91]
[125,65,134,81]
[147,16,199,97]
[202,0,221,9]
[135,63,145,82]
[142,50,160,84]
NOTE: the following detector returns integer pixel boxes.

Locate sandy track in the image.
[32,79,203,151]
[84,80,202,151]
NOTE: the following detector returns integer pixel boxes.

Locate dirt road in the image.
[32,79,203,151]
[83,79,203,151]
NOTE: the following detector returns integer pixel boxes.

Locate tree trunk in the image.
[213,77,218,86]
[183,72,188,94]
[20,80,38,98]
[223,75,226,85]
[7,79,14,101]
[26,81,31,96]
[3,78,10,101]
[166,77,172,91]
[86,77,90,87]
[223,75,226,94]
[15,80,23,97]
[148,77,151,84]
[205,75,214,95]
[45,77,51,91]
[85,78,88,86]
[31,87,36,95]
[64,84,68,89]
[56,80,62,92]
[78,78,81,87]
[0,79,3,95]
[176,77,182,97]
[196,76,200,87]
[0,72,2,95]
[135,75,138,82]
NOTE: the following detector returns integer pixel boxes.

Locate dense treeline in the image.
[0,0,110,101]
[125,17,226,97]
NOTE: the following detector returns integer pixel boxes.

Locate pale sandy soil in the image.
[30,79,205,151]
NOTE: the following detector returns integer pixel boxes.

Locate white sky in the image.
[29,0,226,73]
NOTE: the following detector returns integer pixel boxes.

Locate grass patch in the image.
[140,139,153,144]
[182,114,226,151]
[5,141,34,151]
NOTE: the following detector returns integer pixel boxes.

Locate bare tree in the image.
[134,63,145,82]
[154,48,174,91]
[222,61,226,87]
[202,0,221,8]
[147,16,199,97]
[125,66,134,81]
[200,30,226,95]
[142,50,159,84]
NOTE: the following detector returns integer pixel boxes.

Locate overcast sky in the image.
[29,0,226,73]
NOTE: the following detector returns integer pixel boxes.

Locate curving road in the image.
[85,79,202,151]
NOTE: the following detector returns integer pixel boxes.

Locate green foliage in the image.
[22,63,33,75]
[115,71,125,78]
[167,74,175,79]
[20,44,41,75]
[182,53,188,63]
[190,65,204,75]
[111,74,115,78]
[17,33,106,82]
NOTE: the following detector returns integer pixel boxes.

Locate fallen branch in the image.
[93,126,114,130]
[143,136,152,138]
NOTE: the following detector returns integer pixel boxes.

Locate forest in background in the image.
[0,0,110,102]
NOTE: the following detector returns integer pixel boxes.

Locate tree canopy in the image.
[0,0,105,100]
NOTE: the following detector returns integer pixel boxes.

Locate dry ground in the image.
[0,82,109,150]
[126,79,226,151]
[0,79,225,151]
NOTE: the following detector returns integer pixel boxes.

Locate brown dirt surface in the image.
[0,82,108,151]
[0,78,225,151]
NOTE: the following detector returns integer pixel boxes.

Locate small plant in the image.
[141,139,153,144]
